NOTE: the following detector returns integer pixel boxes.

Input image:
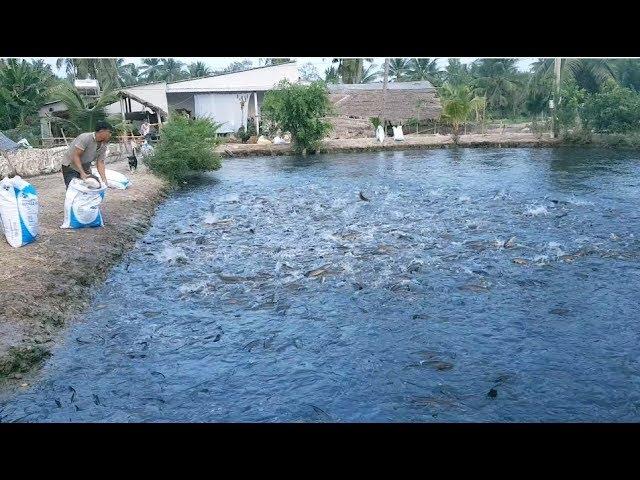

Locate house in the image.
[326,80,442,138]
[38,62,300,144]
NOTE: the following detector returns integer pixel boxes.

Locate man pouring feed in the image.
[61,121,113,188]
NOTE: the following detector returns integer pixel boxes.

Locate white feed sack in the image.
[0,175,39,247]
[91,167,132,190]
[61,178,107,229]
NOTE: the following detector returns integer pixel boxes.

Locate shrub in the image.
[261,80,333,154]
[581,81,640,133]
[556,79,586,132]
[144,115,222,184]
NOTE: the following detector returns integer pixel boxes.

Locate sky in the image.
[24,57,537,77]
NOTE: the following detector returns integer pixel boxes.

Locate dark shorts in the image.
[62,163,92,189]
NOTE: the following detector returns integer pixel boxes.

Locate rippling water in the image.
[2,147,640,422]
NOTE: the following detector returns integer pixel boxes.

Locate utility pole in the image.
[552,58,562,138]
[381,58,390,136]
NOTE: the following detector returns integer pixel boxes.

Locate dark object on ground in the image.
[487,388,498,398]
[128,154,138,172]
[61,163,92,189]
[359,191,370,201]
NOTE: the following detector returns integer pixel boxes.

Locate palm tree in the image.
[531,58,615,94]
[140,58,164,82]
[408,58,442,85]
[443,59,471,86]
[332,59,374,84]
[47,81,119,134]
[55,58,120,86]
[116,59,141,86]
[188,61,212,78]
[611,59,640,91]
[439,83,473,139]
[388,58,412,81]
[324,66,340,84]
[160,58,186,82]
[361,62,381,83]
[470,59,521,117]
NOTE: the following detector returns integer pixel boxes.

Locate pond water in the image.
[2,147,640,422]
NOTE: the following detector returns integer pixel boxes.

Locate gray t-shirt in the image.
[62,132,107,170]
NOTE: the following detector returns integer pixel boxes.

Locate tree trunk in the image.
[381,58,390,139]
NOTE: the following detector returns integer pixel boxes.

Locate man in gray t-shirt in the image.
[61,121,113,188]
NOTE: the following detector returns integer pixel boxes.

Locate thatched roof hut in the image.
[326,80,441,138]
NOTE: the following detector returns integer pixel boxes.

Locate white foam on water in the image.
[525,205,549,216]
[158,245,187,263]
[459,195,472,203]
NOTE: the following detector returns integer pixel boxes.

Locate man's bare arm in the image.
[73,147,88,179]
[96,157,107,186]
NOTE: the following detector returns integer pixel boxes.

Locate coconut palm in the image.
[361,62,381,83]
[439,83,473,138]
[443,59,471,86]
[47,81,119,134]
[140,58,164,82]
[388,58,412,81]
[160,58,186,82]
[56,58,120,86]
[332,59,374,84]
[531,58,615,94]
[188,61,212,78]
[611,59,640,92]
[407,58,442,85]
[470,59,521,116]
[117,59,141,86]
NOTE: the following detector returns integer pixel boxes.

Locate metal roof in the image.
[328,80,435,91]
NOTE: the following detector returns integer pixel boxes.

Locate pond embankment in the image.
[0,161,166,392]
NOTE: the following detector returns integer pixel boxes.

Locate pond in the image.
[1,147,639,422]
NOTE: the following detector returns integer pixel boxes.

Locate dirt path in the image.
[0,161,166,390]
[217,133,560,157]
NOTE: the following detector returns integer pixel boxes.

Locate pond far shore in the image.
[216,132,561,157]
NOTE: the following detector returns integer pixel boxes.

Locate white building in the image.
[39,62,300,143]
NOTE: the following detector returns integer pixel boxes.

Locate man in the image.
[61,121,112,188]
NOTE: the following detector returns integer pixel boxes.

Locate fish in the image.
[359,191,370,201]
[93,394,101,406]
[305,265,331,277]
[68,386,76,403]
[512,258,528,265]
[306,404,331,420]
[217,274,246,283]
[243,339,262,352]
[55,399,62,408]
[503,236,517,248]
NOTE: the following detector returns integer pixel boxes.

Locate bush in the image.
[261,80,333,154]
[556,79,586,132]
[143,115,222,184]
[581,81,640,133]
[2,124,42,147]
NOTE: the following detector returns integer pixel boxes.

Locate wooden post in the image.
[381,58,390,138]
[254,92,260,136]
[552,58,561,138]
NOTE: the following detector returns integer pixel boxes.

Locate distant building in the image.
[327,80,442,138]
[38,62,300,144]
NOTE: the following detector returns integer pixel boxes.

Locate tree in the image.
[262,58,292,66]
[300,63,321,82]
[581,80,640,133]
[324,66,340,84]
[470,59,521,117]
[140,58,164,82]
[531,58,615,94]
[56,58,120,86]
[187,61,213,78]
[555,78,587,132]
[443,59,471,87]
[361,62,380,83]
[117,59,141,86]
[144,115,222,184]
[408,58,442,85]
[388,58,412,81]
[611,59,640,92]
[160,58,186,82]
[0,59,55,131]
[332,59,374,84]
[47,81,119,135]
[438,83,483,139]
[261,80,333,154]
[222,60,253,73]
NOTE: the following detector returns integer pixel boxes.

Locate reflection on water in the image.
[2,148,640,422]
